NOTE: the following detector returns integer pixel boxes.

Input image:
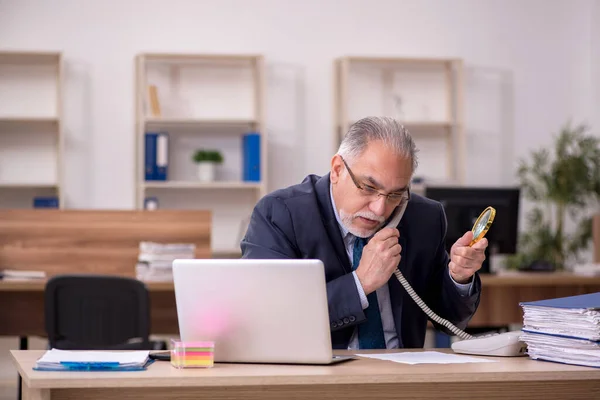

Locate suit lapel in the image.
[315,174,352,274]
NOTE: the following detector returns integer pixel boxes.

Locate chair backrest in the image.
[45,274,151,350]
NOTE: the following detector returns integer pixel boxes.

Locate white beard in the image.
[339,209,385,238]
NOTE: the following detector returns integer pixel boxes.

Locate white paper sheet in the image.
[357,351,497,365]
[37,349,150,366]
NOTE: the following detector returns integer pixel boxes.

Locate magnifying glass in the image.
[469,206,496,247]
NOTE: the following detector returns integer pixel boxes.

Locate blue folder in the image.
[33,360,154,372]
[242,132,261,182]
[520,292,600,310]
[33,349,153,372]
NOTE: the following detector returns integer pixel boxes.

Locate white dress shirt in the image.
[329,184,472,349]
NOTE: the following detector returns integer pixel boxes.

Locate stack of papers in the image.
[34,349,152,371]
[0,269,46,281]
[136,241,195,282]
[520,292,600,368]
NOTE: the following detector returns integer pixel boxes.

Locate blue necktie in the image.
[352,237,386,349]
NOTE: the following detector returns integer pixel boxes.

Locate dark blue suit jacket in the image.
[241,173,481,348]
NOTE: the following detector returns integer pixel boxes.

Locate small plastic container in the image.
[170,339,215,368]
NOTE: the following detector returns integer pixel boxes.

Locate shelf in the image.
[335,55,465,184]
[142,53,261,66]
[136,52,266,252]
[345,121,453,130]
[0,51,63,209]
[212,248,242,258]
[0,117,59,128]
[142,181,262,189]
[144,117,257,130]
[0,51,61,65]
[401,121,454,129]
[342,56,459,64]
[0,183,58,189]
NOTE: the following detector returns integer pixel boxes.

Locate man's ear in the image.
[330,154,343,183]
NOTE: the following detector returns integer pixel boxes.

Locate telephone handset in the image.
[387,203,527,356]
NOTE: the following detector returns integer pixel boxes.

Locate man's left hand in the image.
[449,231,488,284]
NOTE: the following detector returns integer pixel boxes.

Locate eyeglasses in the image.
[340,156,411,205]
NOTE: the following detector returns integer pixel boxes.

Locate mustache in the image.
[352,211,385,223]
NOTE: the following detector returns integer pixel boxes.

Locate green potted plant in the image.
[507,121,600,271]
[192,149,224,182]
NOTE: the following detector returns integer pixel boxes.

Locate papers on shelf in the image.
[357,351,496,365]
[136,241,195,282]
[34,349,151,371]
[0,269,46,280]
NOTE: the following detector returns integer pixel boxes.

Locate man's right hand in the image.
[355,228,402,296]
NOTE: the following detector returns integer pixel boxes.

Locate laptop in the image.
[172,258,354,365]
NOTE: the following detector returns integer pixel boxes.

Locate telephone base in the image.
[451,331,527,357]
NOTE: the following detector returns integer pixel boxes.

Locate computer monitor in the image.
[424,186,520,274]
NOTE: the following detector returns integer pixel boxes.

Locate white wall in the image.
[0,0,595,206]
[594,0,600,131]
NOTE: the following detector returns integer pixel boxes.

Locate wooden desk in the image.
[3,273,600,340]
[0,209,211,277]
[11,349,600,400]
[472,273,600,327]
[0,281,178,337]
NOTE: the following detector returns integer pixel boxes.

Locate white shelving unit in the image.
[334,56,465,187]
[0,51,64,208]
[142,181,263,190]
[135,53,266,257]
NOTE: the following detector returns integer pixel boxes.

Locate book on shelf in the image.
[242,132,260,182]
[520,292,600,368]
[147,85,161,117]
[144,132,169,181]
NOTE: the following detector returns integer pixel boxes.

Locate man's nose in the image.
[369,196,386,216]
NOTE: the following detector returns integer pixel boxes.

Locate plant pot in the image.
[519,260,556,273]
[197,162,216,182]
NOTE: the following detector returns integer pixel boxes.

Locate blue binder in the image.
[33,196,59,208]
[144,132,158,180]
[242,132,260,182]
[520,292,600,310]
[145,132,169,181]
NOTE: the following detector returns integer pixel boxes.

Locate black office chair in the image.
[44,274,167,350]
[13,276,168,400]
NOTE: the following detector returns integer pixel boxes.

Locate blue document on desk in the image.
[34,349,152,371]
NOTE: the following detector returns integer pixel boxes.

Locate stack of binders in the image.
[520,292,600,368]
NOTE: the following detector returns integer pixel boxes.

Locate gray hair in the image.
[337,116,419,173]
